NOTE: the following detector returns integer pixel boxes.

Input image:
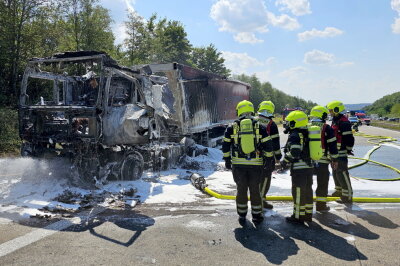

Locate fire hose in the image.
[190,131,400,203]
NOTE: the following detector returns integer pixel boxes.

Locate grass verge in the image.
[370,121,400,131]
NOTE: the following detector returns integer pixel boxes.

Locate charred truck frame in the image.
[19,51,250,185]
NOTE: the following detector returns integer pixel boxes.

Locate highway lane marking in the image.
[0,207,105,258]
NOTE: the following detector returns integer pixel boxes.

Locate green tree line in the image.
[0,0,230,107]
[364,91,400,117]
[235,74,316,114]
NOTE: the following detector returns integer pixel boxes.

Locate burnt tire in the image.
[120,151,144,180]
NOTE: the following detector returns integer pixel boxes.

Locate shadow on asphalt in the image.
[314,212,380,240]
[68,211,155,247]
[234,219,299,265]
[344,206,399,229]
[234,217,368,264]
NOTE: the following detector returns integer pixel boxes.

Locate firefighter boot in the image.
[316,202,330,212]
[263,200,273,210]
[238,214,247,227]
[252,213,264,226]
[303,214,312,223]
[285,215,304,225]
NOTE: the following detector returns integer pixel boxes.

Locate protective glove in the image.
[275,153,282,161]
[225,159,232,170]
[277,160,289,173]
[347,150,354,156]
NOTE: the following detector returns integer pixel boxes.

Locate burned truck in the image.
[19,51,250,185]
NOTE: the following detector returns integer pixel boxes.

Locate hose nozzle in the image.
[190,173,207,191]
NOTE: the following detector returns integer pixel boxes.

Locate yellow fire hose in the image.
[191,130,400,203]
[203,187,400,203]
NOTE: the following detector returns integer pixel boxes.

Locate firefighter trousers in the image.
[232,165,263,219]
[315,163,330,203]
[332,157,353,202]
[291,168,314,221]
[260,169,272,202]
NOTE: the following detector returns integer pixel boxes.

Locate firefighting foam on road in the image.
[1,126,400,223]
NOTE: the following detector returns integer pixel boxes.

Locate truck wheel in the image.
[120,151,144,180]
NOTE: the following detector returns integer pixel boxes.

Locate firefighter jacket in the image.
[312,122,339,164]
[222,118,274,167]
[331,114,355,158]
[257,117,282,161]
[282,128,313,170]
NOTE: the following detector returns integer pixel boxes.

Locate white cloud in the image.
[278,66,307,78]
[234,32,264,44]
[210,0,269,34]
[392,17,400,34]
[210,0,301,43]
[392,0,400,14]
[391,0,400,34]
[276,0,311,16]
[334,62,355,67]
[298,27,344,42]
[221,51,264,74]
[254,69,271,82]
[267,12,300,30]
[304,50,335,65]
[113,22,128,45]
[265,57,276,65]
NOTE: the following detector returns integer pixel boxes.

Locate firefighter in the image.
[281,110,314,224]
[222,100,274,225]
[309,106,339,212]
[256,100,282,210]
[326,100,355,204]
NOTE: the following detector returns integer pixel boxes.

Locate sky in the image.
[99,0,400,105]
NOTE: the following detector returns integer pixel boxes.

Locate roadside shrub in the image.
[0,108,21,155]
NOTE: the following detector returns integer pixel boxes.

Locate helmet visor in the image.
[258,110,273,118]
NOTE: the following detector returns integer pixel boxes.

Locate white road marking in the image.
[0,207,106,258]
[0,217,81,257]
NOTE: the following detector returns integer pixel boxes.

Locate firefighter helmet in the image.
[285,110,308,129]
[258,100,275,117]
[327,100,345,114]
[310,105,329,121]
[236,100,254,117]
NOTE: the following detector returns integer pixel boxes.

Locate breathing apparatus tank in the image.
[307,124,323,161]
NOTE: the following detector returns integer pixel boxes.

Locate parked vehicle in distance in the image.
[356,112,371,125]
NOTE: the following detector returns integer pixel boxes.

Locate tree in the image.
[364,91,400,116]
[60,0,115,52]
[391,103,400,116]
[152,19,191,64]
[0,0,47,106]
[123,11,149,65]
[190,44,230,76]
[234,74,316,113]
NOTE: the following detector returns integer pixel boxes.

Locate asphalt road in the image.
[0,125,400,266]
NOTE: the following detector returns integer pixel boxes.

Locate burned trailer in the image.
[145,63,250,146]
[19,51,250,185]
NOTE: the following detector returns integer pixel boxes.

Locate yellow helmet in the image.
[327,100,345,114]
[285,110,308,129]
[310,105,329,120]
[236,100,254,117]
[258,100,275,117]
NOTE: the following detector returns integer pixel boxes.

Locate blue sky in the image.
[100,0,400,105]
